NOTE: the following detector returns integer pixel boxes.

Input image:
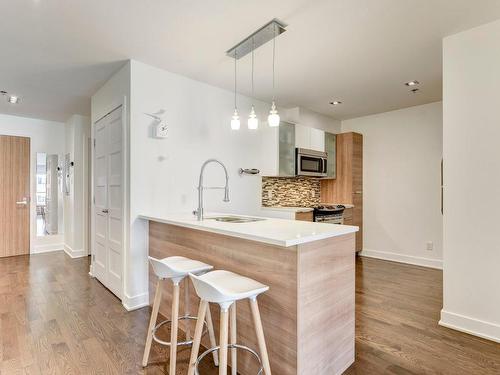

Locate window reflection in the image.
[36,153,61,236]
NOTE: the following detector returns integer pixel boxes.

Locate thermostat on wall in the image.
[155,121,168,138]
[144,111,168,138]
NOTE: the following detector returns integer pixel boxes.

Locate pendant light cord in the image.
[251,37,255,104]
[272,24,276,102]
[234,51,237,109]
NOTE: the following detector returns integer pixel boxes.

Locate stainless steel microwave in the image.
[295,148,328,177]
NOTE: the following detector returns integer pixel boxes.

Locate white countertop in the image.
[139,212,358,248]
[261,206,314,213]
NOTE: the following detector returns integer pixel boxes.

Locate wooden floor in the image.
[1,252,499,374]
[345,257,500,375]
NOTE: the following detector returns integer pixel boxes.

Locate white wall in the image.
[130,59,278,218]
[63,114,91,258]
[91,62,131,125]
[342,102,443,269]
[440,19,500,343]
[0,113,66,253]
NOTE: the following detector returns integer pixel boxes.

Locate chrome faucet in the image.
[193,159,230,221]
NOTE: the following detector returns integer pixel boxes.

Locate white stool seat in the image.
[190,270,269,304]
[149,256,213,281]
[188,270,272,375]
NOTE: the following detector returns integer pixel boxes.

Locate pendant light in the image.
[248,37,259,130]
[268,24,280,127]
[230,51,240,130]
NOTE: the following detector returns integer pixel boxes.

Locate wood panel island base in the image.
[142,214,358,375]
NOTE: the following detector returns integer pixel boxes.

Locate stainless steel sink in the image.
[208,216,266,223]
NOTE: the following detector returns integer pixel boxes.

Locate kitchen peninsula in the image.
[140,213,358,375]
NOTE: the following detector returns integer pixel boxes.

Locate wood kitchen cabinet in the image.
[343,207,353,225]
[295,211,313,222]
[320,132,363,252]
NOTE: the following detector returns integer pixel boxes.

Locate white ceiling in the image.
[1,0,500,122]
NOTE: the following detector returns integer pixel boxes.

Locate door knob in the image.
[16,197,29,205]
[102,209,109,213]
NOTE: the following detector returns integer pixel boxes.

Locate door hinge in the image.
[93,138,96,148]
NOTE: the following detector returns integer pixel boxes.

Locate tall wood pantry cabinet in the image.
[320,132,363,252]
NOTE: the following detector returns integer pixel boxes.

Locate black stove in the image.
[315,205,346,212]
[313,205,346,224]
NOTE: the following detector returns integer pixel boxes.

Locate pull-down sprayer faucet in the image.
[193,159,230,221]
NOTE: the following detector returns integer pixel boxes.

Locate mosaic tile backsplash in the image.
[261,177,320,207]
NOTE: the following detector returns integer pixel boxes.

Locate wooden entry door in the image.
[0,135,30,257]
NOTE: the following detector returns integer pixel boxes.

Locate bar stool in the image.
[187,270,272,375]
[143,256,219,374]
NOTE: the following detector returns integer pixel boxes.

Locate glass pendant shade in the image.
[268,101,280,127]
[248,105,259,129]
[231,108,240,130]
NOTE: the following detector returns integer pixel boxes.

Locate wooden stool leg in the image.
[205,304,219,366]
[184,278,191,341]
[218,307,230,375]
[230,303,237,375]
[188,300,208,375]
[249,298,272,375]
[169,282,180,375]
[142,278,162,367]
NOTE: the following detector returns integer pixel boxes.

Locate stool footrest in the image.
[194,343,263,375]
[152,315,208,347]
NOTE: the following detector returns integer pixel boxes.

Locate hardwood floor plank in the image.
[81,337,119,375]
[1,312,20,362]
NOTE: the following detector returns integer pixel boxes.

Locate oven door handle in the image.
[322,158,327,174]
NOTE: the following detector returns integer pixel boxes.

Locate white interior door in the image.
[93,106,123,299]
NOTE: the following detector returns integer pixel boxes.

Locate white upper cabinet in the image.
[295,124,325,151]
[295,124,310,149]
[310,127,325,151]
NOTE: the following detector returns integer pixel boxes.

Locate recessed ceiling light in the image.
[405,80,420,86]
[7,95,20,104]
[329,101,342,106]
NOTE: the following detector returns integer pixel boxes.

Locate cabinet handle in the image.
[353,191,363,195]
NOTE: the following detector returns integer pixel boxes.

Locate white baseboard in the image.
[122,292,149,311]
[63,244,88,259]
[359,248,443,269]
[440,310,500,344]
[32,244,64,254]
